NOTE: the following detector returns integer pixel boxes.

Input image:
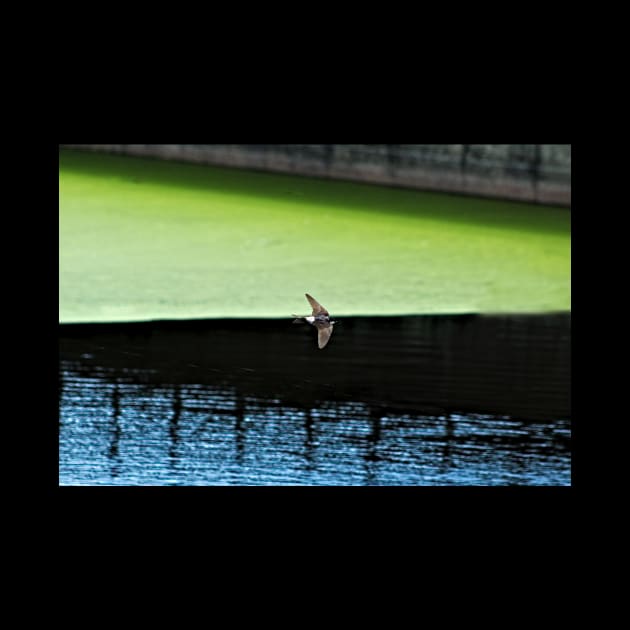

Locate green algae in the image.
[59,149,570,323]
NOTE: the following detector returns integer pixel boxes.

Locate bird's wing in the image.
[305,293,328,316]
[317,323,333,349]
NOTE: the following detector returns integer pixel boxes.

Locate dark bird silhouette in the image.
[292,293,336,349]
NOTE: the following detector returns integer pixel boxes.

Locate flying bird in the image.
[292,293,336,349]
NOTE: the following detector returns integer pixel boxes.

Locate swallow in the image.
[292,293,337,349]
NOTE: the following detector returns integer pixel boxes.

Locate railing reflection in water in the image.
[60,368,570,486]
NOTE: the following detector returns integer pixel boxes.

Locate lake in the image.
[59,313,570,485]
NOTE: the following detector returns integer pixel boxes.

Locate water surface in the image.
[59,314,570,485]
[60,148,570,322]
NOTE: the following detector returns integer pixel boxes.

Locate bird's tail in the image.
[292,315,305,324]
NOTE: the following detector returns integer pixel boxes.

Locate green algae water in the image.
[59,149,570,323]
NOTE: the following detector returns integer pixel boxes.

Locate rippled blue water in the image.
[59,367,570,486]
[59,315,570,485]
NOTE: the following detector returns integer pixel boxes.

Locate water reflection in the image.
[59,368,570,486]
[109,383,122,479]
[59,314,571,486]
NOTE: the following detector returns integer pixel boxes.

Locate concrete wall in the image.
[61,144,571,206]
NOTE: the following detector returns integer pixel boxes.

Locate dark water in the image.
[59,314,571,486]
